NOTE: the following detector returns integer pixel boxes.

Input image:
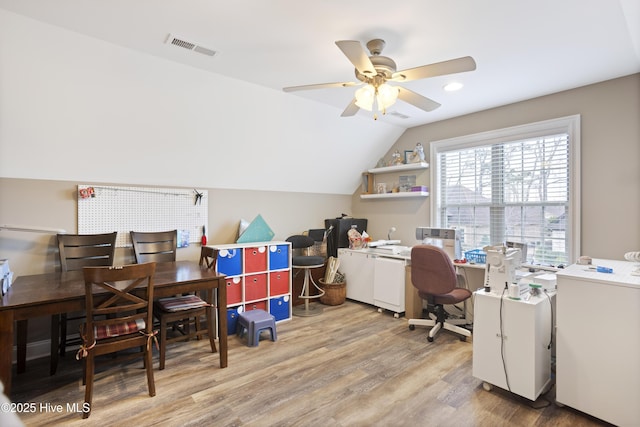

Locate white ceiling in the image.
[0,0,638,129]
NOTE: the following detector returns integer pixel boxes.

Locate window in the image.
[430,116,580,267]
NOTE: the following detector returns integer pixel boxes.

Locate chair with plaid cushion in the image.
[53,232,118,375]
[78,262,157,419]
[153,246,218,370]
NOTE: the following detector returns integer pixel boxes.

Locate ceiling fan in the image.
[283,39,476,119]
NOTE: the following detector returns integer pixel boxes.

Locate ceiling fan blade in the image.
[335,40,376,77]
[392,56,476,82]
[397,87,441,112]
[341,99,360,117]
[283,81,359,92]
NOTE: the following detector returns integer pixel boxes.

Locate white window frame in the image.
[430,115,581,265]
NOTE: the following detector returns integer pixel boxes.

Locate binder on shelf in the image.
[362,173,374,194]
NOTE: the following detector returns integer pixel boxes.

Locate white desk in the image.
[556,259,640,427]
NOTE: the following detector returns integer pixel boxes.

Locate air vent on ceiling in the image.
[388,111,410,119]
[165,34,217,57]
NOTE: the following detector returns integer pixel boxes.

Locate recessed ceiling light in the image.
[444,82,464,92]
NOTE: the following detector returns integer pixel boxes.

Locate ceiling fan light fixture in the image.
[355,82,399,117]
[376,83,399,110]
[355,84,375,111]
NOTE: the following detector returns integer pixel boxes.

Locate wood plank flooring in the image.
[11,301,610,426]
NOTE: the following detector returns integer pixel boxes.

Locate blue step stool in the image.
[237,309,277,347]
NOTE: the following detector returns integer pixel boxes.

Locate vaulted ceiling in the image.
[1,0,638,194]
[2,0,638,127]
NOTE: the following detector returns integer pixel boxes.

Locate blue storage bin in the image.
[227,306,242,335]
[464,249,487,264]
[269,244,289,270]
[217,248,242,276]
[269,295,290,321]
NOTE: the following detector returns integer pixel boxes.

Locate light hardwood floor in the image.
[12,301,609,426]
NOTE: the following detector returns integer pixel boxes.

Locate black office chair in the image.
[286,235,325,317]
[407,245,472,342]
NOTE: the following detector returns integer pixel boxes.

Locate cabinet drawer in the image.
[245,300,267,311]
[217,249,242,276]
[269,244,289,270]
[270,296,290,321]
[225,276,243,305]
[269,270,290,296]
[244,246,267,273]
[227,307,241,336]
[245,273,268,301]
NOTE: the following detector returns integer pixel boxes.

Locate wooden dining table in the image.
[0,261,227,396]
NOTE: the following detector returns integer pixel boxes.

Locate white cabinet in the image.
[556,260,640,427]
[338,248,406,316]
[338,249,374,305]
[373,256,406,314]
[472,290,555,401]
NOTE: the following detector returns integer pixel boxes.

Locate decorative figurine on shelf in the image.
[408,143,426,163]
[389,150,403,166]
[376,157,386,168]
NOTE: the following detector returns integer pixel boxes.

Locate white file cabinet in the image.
[472,289,555,401]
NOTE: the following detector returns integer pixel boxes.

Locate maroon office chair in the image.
[408,245,472,342]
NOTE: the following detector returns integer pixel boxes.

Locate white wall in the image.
[0,9,404,195]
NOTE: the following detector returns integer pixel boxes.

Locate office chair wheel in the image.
[459,336,467,342]
[409,324,416,331]
[427,336,434,342]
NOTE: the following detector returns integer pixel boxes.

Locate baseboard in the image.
[12,339,51,364]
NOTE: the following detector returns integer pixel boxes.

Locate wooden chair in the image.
[196,245,218,330]
[129,234,217,370]
[199,245,218,269]
[52,232,117,375]
[78,263,157,419]
[154,246,218,370]
[130,230,177,263]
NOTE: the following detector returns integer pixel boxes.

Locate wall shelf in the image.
[367,162,429,174]
[361,191,429,200]
[361,161,429,199]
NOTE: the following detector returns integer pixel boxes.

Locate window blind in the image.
[434,120,576,267]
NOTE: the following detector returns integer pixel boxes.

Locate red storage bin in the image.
[245,300,267,311]
[244,246,267,273]
[269,270,290,296]
[225,276,243,305]
[245,273,267,301]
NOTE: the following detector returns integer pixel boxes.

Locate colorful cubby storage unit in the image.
[210,241,292,335]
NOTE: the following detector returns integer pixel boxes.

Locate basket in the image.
[318,279,346,306]
[464,249,486,264]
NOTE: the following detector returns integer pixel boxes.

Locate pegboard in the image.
[77,185,208,248]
